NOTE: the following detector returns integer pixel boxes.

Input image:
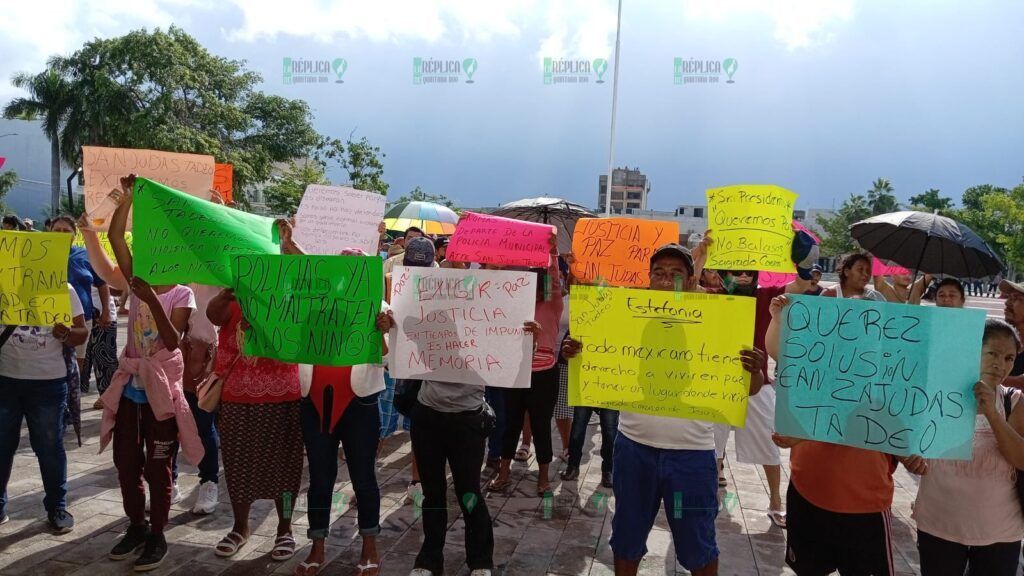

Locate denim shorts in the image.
[609,433,719,570]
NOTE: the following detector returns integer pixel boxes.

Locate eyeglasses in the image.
[726,271,755,277]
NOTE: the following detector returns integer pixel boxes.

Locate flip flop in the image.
[215,531,248,557]
[271,533,296,561]
[357,561,381,575]
[768,510,787,529]
[294,561,322,576]
[487,478,512,493]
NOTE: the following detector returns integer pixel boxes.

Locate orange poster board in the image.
[570,218,679,287]
[213,163,233,203]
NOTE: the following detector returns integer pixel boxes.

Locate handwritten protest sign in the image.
[0,231,73,326]
[445,212,555,268]
[133,178,279,287]
[213,163,233,203]
[293,185,387,256]
[82,146,216,230]
[73,232,133,263]
[232,254,383,365]
[871,257,910,277]
[568,286,755,426]
[776,295,984,459]
[706,185,797,273]
[571,218,678,288]
[388,266,537,388]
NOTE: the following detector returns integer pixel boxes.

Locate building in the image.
[0,118,78,224]
[597,167,650,214]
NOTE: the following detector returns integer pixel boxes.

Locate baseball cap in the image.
[792,230,820,281]
[650,244,694,274]
[404,236,436,267]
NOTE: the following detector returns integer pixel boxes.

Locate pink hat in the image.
[339,248,366,256]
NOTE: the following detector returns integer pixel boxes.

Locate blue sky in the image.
[1,0,1022,212]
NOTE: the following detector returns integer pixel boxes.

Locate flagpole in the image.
[604,0,623,217]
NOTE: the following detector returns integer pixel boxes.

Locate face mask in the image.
[722,275,737,294]
[379,251,388,259]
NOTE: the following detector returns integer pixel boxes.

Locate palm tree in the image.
[867,177,899,215]
[3,70,72,211]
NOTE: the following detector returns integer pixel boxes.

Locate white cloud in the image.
[682,0,855,50]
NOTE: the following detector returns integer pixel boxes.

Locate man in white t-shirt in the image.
[561,244,766,576]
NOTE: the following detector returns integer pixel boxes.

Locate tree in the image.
[867,177,899,215]
[0,169,17,213]
[962,184,1009,212]
[262,160,329,216]
[393,186,458,209]
[2,70,72,211]
[816,194,872,256]
[974,184,1024,273]
[908,188,953,214]
[39,26,321,207]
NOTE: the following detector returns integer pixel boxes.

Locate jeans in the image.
[174,391,219,484]
[0,376,68,515]
[567,406,619,473]
[113,397,178,533]
[484,387,507,461]
[411,401,493,573]
[501,365,559,464]
[299,393,382,539]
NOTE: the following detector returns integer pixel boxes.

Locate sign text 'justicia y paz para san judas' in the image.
[776,295,985,459]
[0,231,73,326]
[388,266,537,388]
[568,286,755,426]
[571,218,679,288]
[706,184,797,273]
[232,254,383,366]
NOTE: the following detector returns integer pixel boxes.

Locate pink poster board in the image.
[446,212,555,267]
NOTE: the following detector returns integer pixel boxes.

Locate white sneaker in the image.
[469,571,492,576]
[191,481,218,515]
[408,570,433,576]
[406,482,423,506]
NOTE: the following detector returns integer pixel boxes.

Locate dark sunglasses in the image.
[726,270,756,277]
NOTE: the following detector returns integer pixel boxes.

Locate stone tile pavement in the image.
[0,391,927,576]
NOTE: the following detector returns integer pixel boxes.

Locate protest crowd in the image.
[4,168,1024,576]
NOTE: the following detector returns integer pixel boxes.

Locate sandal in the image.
[487,477,512,493]
[215,531,248,557]
[271,533,296,561]
[294,561,322,576]
[357,561,381,575]
[768,510,787,529]
[514,444,531,462]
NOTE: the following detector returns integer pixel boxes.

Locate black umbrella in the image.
[490,197,596,254]
[849,211,1004,278]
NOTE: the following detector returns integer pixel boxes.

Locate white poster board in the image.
[388,266,537,388]
[293,185,387,256]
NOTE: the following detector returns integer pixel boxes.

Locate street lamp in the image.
[66,166,81,214]
[0,133,18,138]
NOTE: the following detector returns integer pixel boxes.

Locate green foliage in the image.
[34,26,320,205]
[908,188,954,214]
[953,183,1024,274]
[961,184,1009,212]
[0,169,16,213]
[394,186,458,209]
[867,177,899,215]
[816,193,871,256]
[262,160,329,216]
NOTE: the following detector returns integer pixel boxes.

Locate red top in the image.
[790,440,898,513]
[309,365,355,434]
[215,303,300,404]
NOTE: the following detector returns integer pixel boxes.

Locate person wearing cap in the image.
[561,243,767,576]
[805,265,824,296]
[692,228,819,530]
[999,278,1024,388]
[383,227,435,274]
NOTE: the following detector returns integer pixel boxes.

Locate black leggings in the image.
[917,530,1021,576]
[501,365,559,464]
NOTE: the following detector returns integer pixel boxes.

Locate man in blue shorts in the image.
[561,243,767,576]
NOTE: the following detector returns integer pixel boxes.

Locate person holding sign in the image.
[0,284,87,534]
[561,244,767,576]
[91,176,201,572]
[488,232,563,497]
[205,220,303,563]
[912,319,1024,576]
[997,279,1024,389]
[872,270,929,304]
[765,294,929,576]
[822,254,887,301]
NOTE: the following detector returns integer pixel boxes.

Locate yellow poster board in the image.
[72,232,132,263]
[0,231,73,326]
[568,286,755,426]
[706,184,797,273]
